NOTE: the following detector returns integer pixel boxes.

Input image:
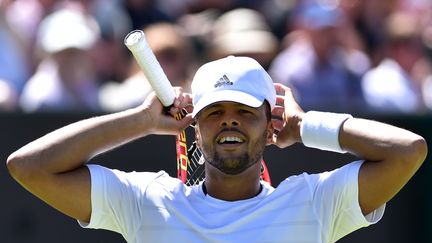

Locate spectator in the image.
[19,6,101,112]
[86,0,132,84]
[207,8,279,69]
[422,25,432,111]
[361,11,428,114]
[5,0,57,64]
[423,76,432,110]
[351,0,397,66]
[0,79,17,111]
[269,4,369,113]
[99,22,198,112]
[0,0,30,110]
[123,0,172,30]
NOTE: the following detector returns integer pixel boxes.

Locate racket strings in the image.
[185,142,205,186]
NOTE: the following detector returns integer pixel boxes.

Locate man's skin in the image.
[6,83,428,224]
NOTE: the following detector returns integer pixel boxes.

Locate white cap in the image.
[37,9,100,53]
[191,56,276,117]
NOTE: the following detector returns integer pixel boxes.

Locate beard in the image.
[201,129,267,175]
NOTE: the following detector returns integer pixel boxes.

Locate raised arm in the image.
[271,83,428,215]
[6,91,193,222]
[340,118,427,214]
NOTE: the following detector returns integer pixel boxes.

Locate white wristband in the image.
[300,111,353,153]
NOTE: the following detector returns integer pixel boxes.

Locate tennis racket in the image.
[124,30,271,186]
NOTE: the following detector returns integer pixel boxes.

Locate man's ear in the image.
[266,121,274,145]
[194,125,202,149]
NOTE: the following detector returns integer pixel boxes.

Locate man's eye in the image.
[239,109,253,114]
[208,110,222,116]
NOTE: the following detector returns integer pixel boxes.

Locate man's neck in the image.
[203,163,262,201]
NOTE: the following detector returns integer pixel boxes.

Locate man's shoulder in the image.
[274,161,363,197]
[279,171,320,186]
[88,165,184,191]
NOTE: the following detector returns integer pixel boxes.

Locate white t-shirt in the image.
[79,160,385,243]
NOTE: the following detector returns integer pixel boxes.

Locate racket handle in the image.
[124,30,175,107]
[125,30,189,185]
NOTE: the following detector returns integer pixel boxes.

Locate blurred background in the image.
[1,0,431,242]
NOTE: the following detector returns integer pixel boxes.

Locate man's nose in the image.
[220,116,240,127]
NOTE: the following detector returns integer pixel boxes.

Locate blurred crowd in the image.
[1,0,432,115]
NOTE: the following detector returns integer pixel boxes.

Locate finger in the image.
[180,92,193,108]
[171,92,193,115]
[181,93,193,114]
[169,88,189,114]
[174,91,194,109]
[274,83,290,94]
[272,119,285,131]
[169,106,181,116]
[272,118,283,127]
[171,113,194,131]
[271,133,287,148]
[172,87,185,107]
[184,105,194,114]
[276,95,285,106]
[270,133,278,146]
[271,106,285,118]
[274,83,296,103]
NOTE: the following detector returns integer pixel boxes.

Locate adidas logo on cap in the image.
[214,74,233,88]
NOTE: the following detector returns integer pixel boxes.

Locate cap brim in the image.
[192,90,264,117]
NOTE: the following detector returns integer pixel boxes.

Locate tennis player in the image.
[7,56,427,242]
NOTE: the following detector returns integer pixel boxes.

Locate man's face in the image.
[194,101,273,175]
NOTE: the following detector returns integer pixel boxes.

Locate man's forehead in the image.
[203,101,261,110]
[194,101,267,118]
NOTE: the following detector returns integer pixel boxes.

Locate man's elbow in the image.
[6,151,32,183]
[407,135,428,170]
[7,152,21,179]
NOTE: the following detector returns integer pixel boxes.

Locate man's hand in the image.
[139,87,194,135]
[270,83,305,148]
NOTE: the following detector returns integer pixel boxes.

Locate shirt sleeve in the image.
[310,160,385,242]
[77,164,166,240]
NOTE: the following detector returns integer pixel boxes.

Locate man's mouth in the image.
[217,136,244,144]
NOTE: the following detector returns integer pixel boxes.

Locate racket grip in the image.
[124,30,175,107]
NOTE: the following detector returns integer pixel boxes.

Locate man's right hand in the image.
[139,87,194,135]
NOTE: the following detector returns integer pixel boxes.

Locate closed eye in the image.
[239,109,256,115]
[208,110,222,117]
[240,109,252,113]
